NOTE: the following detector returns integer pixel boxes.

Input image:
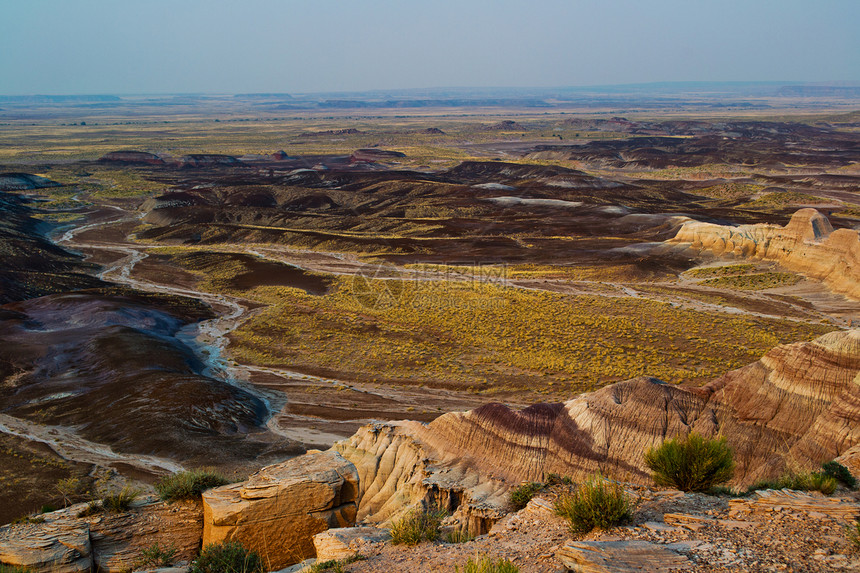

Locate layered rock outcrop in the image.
[202,450,359,569]
[0,497,202,573]
[0,520,91,573]
[336,329,860,524]
[669,208,860,299]
[334,423,508,534]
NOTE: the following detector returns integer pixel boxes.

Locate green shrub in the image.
[155,469,230,502]
[554,474,632,534]
[749,471,837,495]
[644,432,735,492]
[508,482,542,510]
[389,506,447,545]
[822,461,857,489]
[134,542,177,570]
[544,473,572,486]
[39,504,58,514]
[102,486,140,513]
[455,555,519,573]
[190,541,262,573]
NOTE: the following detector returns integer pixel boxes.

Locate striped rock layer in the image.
[336,329,860,526]
[669,208,860,299]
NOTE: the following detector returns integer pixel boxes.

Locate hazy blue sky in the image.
[1,0,857,95]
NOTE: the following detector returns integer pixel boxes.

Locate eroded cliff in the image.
[669,208,860,299]
[335,329,860,530]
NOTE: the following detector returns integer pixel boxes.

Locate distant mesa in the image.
[0,173,61,191]
[98,151,164,165]
[298,128,363,138]
[669,208,860,299]
[484,120,527,131]
[422,127,446,135]
[179,154,242,168]
[270,150,296,160]
[349,148,406,163]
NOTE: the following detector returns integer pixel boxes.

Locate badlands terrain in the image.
[0,91,859,570]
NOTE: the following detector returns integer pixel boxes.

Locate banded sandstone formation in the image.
[336,329,860,529]
[669,208,860,299]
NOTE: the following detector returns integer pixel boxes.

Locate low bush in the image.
[822,461,857,489]
[544,473,573,486]
[508,482,542,510]
[134,542,177,570]
[749,471,837,495]
[155,469,230,502]
[554,474,632,534]
[455,556,519,573]
[102,486,140,513]
[389,506,447,545]
[190,541,262,573]
[644,432,735,492]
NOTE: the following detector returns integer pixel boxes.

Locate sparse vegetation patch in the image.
[455,556,520,573]
[155,469,230,502]
[390,506,447,545]
[101,486,140,513]
[190,541,263,573]
[749,471,837,495]
[822,461,856,489]
[554,474,632,534]
[702,272,801,291]
[508,482,543,510]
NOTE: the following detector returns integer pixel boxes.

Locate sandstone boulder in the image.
[82,497,203,572]
[203,450,359,569]
[0,520,91,573]
[728,489,860,520]
[334,422,509,535]
[0,496,202,573]
[312,527,390,561]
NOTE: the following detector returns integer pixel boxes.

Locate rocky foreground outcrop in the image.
[0,497,201,573]
[669,208,860,299]
[5,330,860,571]
[334,328,860,532]
[202,450,359,568]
